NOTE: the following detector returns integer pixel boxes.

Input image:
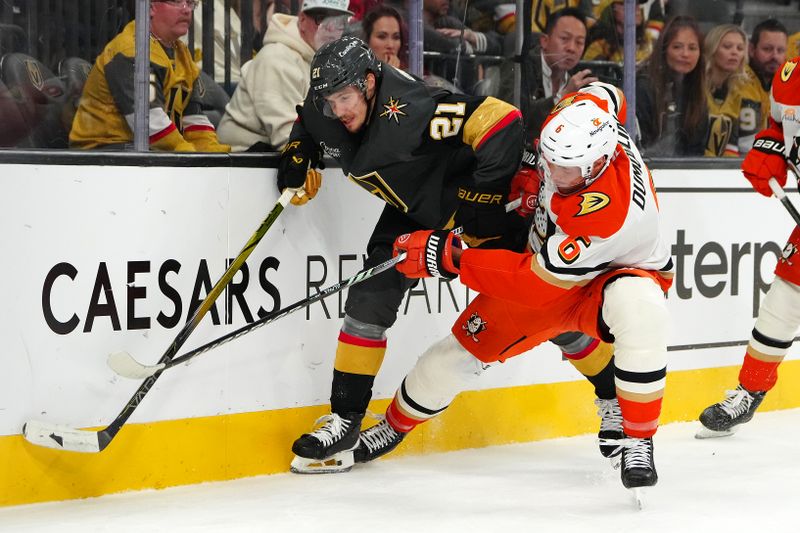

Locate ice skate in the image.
[353,418,406,464]
[619,436,656,509]
[695,385,766,439]
[290,412,363,474]
[595,398,624,466]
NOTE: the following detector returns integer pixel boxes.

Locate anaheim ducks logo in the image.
[462,312,487,343]
[576,192,610,216]
[550,94,577,115]
[781,60,797,82]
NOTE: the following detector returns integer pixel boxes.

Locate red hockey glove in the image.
[508,165,541,218]
[393,230,462,279]
[742,133,787,197]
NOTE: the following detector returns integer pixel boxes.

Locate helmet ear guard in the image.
[538,100,619,193]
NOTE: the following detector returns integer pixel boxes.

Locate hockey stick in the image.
[22,188,297,453]
[108,252,407,379]
[768,177,800,226]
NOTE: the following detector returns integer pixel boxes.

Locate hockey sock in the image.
[331,330,387,414]
[617,394,662,438]
[738,329,788,393]
[562,338,616,399]
[385,381,445,433]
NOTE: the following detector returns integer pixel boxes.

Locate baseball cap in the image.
[301,0,354,16]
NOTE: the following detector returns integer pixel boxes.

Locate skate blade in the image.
[290,451,355,474]
[694,426,738,439]
[609,454,622,471]
[630,487,647,510]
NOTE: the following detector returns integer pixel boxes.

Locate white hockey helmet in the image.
[538,99,618,194]
[579,81,627,125]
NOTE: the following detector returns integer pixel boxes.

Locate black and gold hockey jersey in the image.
[70,21,228,152]
[705,75,764,157]
[291,65,524,230]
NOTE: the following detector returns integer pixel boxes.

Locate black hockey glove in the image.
[455,186,514,248]
[277,138,322,192]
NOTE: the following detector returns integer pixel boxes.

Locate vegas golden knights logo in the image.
[707,114,733,157]
[576,192,610,216]
[348,171,408,212]
[25,60,44,91]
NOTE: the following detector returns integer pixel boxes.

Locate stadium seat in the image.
[194,70,230,129]
[0,77,29,147]
[0,23,27,55]
[58,57,92,135]
[0,52,68,148]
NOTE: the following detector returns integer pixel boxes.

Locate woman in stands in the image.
[362,5,407,70]
[703,24,763,157]
[635,15,708,156]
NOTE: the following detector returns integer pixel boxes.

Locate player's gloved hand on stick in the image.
[508,164,541,218]
[277,138,323,205]
[393,230,462,279]
[742,129,787,197]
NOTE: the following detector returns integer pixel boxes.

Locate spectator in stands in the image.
[584,0,654,66]
[472,1,596,38]
[745,19,788,134]
[423,0,502,56]
[503,7,595,146]
[362,5,407,70]
[422,0,504,90]
[703,24,762,157]
[183,0,243,83]
[216,0,352,152]
[636,15,708,157]
[789,30,799,59]
[70,0,229,151]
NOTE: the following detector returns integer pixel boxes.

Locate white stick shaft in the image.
[769,177,786,199]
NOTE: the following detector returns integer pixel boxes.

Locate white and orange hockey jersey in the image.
[458,87,674,307]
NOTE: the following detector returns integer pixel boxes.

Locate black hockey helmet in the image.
[310,36,381,118]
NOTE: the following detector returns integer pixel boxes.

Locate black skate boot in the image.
[290,412,364,474]
[697,385,766,438]
[353,419,406,464]
[620,436,657,509]
[595,398,624,460]
[620,436,657,489]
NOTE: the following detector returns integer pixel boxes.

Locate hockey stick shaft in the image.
[111,253,407,378]
[769,177,800,226]
[24,189,295,452]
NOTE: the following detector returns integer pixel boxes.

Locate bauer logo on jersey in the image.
[380,96,408,123]
[576,192,610,216]
[462,312,487,343]
[781,60,797,82]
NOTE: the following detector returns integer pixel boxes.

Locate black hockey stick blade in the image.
[23,189,296,453]
[108,253,408,379]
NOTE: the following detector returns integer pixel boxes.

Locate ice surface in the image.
[2,409,799,532]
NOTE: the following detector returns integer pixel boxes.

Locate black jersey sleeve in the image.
[458,94,524,193]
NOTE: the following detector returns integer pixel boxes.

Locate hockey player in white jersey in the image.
[699,57,800,437]
[353,86,674,502]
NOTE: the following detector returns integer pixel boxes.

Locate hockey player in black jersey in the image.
[279,36,622,473]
